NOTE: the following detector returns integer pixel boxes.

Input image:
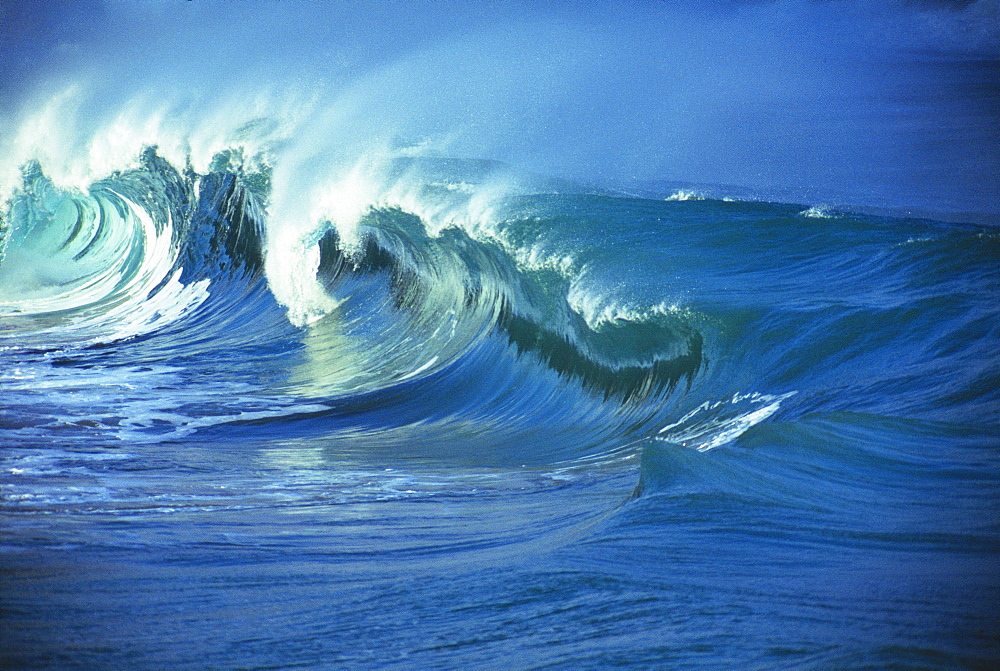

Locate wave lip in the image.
[0,154,195,345]
[308,192,705,407]
[0,145,283,352]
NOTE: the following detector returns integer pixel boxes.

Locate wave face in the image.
[0,151,708,457]
[2,2,999,669]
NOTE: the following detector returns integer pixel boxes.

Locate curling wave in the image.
[0,148,712,458]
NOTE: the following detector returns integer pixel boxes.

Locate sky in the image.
[1,0,998,219]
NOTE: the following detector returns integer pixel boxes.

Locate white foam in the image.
[0,82,314,205]
[0,83,323,339]
[398,356,440,381]
[568,287,690,330]
[665,189,706,202]
[658,391,796,451]
[0,186,210,344]
[799,205,837,219]
[263,148,515,327]
[114,401,332,443]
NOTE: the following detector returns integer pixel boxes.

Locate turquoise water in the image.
[2,2,999,668]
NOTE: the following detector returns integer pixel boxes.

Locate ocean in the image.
[2,2,998,669]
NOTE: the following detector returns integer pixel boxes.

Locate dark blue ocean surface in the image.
[2,2,998,669]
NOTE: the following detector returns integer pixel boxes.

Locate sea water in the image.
[2,2,998,669]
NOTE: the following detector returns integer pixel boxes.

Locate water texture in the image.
[1,2,998,669]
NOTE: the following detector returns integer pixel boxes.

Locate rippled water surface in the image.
[2,1,999,668]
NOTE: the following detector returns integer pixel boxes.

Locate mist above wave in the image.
[2,0,996,222]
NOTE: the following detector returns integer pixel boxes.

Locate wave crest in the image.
[310,190,704,403]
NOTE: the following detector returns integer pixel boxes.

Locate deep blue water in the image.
[2,2,999,669]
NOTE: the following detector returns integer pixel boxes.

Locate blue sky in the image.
[2,0,997,217]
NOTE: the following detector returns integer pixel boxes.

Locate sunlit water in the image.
[2,2,998,669]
